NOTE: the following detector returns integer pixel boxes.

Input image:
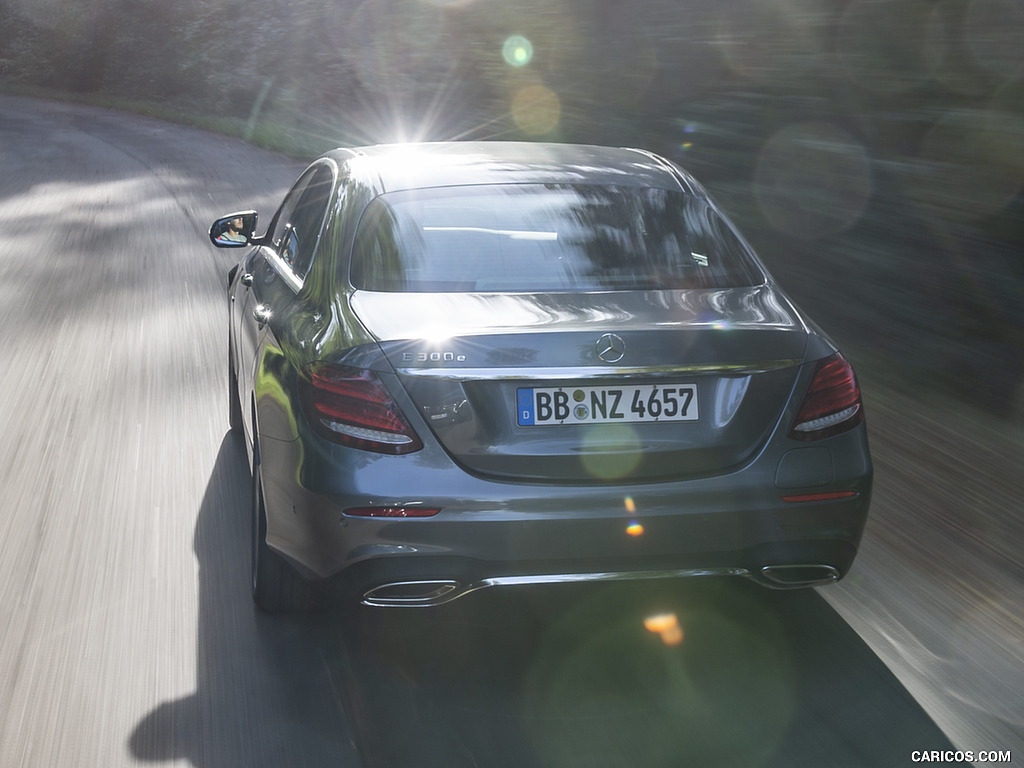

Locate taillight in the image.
[789,353,863,440]
[299,363,422,454]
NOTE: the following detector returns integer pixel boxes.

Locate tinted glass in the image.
[282,165,335,280]
[351,185,764,292]
[265,163,335,281]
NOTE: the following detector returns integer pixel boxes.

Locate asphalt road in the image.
[0,94,1020,768]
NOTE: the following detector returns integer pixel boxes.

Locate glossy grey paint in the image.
[218,141,872,606]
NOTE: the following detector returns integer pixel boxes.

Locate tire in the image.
[251,453,311,613]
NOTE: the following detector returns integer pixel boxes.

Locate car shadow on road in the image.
[127,433,359,768]
[129,433,955,768]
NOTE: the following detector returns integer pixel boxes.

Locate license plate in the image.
[517,384,698,426]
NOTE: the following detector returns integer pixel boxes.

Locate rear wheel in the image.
[251,451,311,613]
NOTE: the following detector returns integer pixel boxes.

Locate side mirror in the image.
[209,211,259,248]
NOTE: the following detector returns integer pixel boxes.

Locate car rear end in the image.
[261,153,872,606]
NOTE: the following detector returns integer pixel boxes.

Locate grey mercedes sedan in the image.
[208,142,872,612]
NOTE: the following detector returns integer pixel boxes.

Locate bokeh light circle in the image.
[926,0,991,97]
[503,35,534,68]
[838,0,935,94]
[928,0,1024,95]
[964,0,1024,81]
[902,109,1024,222]
[991,77,1024,118]
[754,122,873,239]
[577,424,641,479]
[715,0,820,82]
[511,85,561,136]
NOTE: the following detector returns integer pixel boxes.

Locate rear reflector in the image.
[299,363,422,454]
[344,506,441,518]
[790,353,863,441]
[782,491,858,503]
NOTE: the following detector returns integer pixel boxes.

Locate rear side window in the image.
[350,184,764,292]
[265,162,336,282]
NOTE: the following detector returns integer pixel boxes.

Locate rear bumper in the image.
[257,423,872,606]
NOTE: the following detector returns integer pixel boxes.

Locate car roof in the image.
[327,141,705,197]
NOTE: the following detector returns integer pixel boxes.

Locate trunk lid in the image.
[350,286,809,482]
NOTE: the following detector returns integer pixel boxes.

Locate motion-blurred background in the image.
[1,2,1022,763]
[3,0,1021,419]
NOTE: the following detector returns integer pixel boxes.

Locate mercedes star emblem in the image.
[596,333,626,363]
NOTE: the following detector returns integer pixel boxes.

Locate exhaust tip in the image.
[758,564,839,589]
[362,580,462,607]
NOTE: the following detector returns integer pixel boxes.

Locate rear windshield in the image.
[350,184,765,292]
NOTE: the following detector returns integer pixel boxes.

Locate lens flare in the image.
[579,423,642,479]
[523,582,797,765]
[754,121,873,239]
[503,35,534,68]
[715,0,820,82]
[644,612,684,646]
[903,109,1024,222]
[626,521,644,537]
[838,0,935,93]
[624,496,636,514]
[511,85,561,136]
[963,0,1024,82]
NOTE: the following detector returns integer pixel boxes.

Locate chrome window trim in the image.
[262,246,304,294]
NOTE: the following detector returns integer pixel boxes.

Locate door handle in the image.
[253,305,271,327]
[240,272,254,287]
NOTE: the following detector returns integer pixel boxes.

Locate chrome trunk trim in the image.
[395,360,802,381]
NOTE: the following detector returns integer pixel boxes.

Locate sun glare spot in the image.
[419,325,455,343]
